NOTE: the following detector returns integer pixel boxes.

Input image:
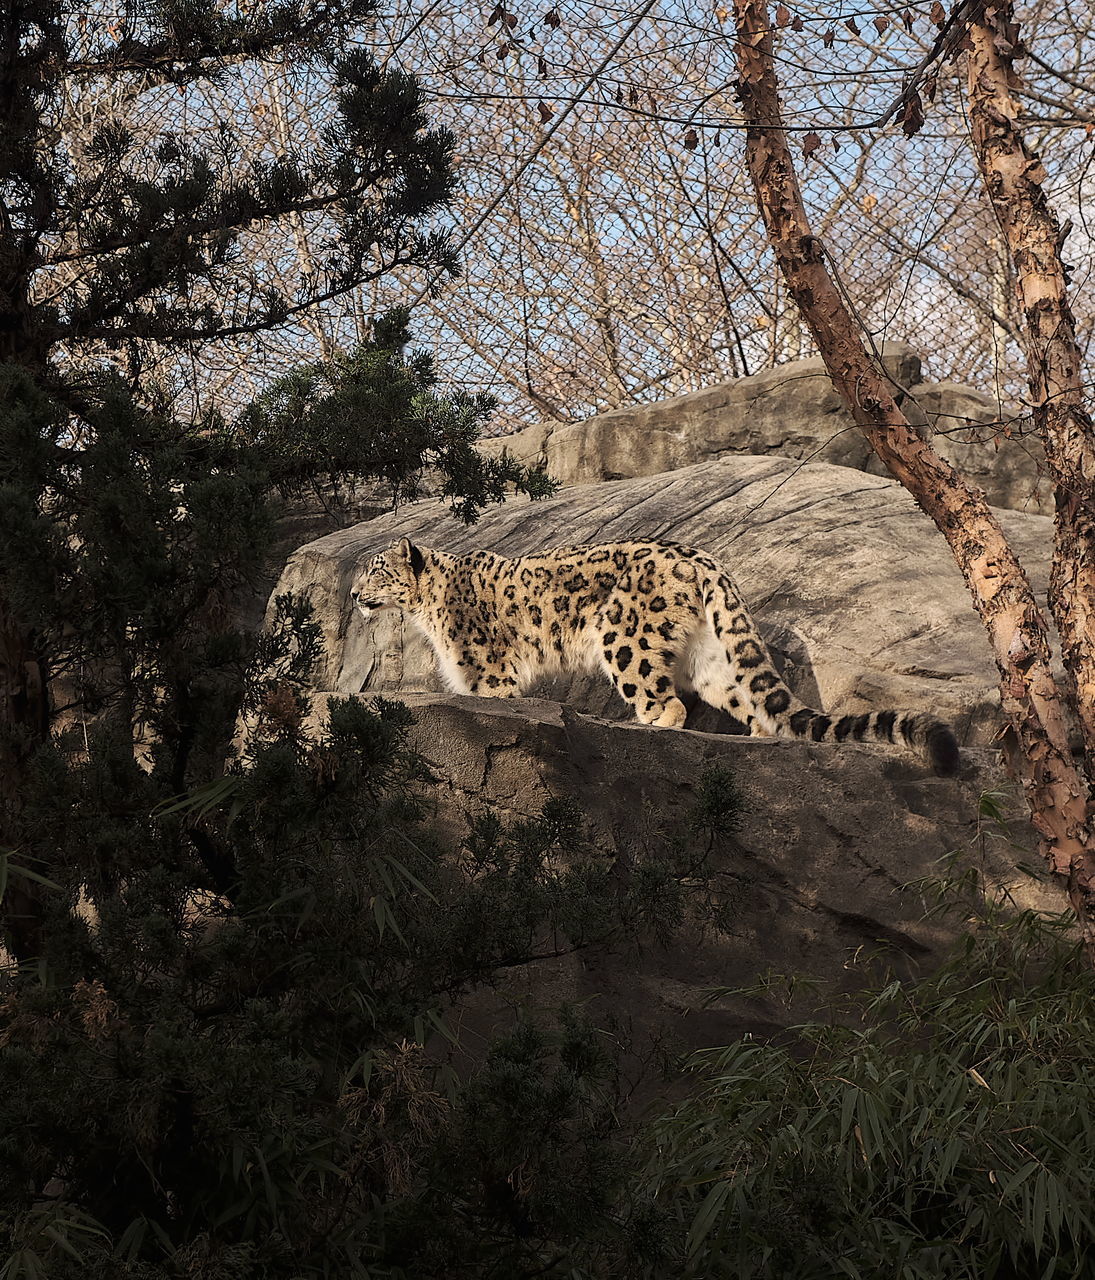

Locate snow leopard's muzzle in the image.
[350,590,383,620]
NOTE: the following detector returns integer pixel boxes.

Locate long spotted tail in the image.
[784,704,960,777]
[694,566,960,776]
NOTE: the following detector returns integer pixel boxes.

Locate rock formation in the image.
[299,691,1053,1051]
[480,342,1048,515]
[259,348,1060,1049]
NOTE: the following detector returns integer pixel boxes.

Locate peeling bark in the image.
[965,1,1095,774]
[730,0,1095,954]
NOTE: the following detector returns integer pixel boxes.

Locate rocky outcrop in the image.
[245,348,1045,649]
[301,692,1054,1050]
[263,352,1064,1054]
[901,380,1045,514]
[237,483,391,635]
[270,455,1051,747]
[480,343,1048,514]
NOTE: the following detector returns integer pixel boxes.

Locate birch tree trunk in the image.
[965,0,1095,772]
[729,0,1095,952]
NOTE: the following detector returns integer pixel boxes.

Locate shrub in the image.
[1,695,736,1277]
[648,892,1095,1279]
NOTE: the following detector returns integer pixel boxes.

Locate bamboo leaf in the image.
[687,1180,730,1257]
[153,775,243,820]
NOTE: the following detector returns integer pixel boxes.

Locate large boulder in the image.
[302,692,1056,1050]
[901,380,1045,515]
[480,343,1049,514]
[269,455,1052,747]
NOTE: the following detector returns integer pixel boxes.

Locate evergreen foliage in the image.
[1,4,622,1274]
[2,1,458,360]
[0,329,548,857]
[0,693,710,1277]
[650,891,1095,1279]
[0,0,553,958]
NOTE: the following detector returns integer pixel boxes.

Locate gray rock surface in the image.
[902,381,1045,514]
[237,483,391,635]
[270,455,1051,747]
[302,692,1055,1051]
[480,343,1050,514]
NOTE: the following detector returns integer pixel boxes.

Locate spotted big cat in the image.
[351,537,959,775]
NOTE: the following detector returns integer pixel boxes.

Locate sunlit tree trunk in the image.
[966,2,1095,773]
[729,0,1095,954]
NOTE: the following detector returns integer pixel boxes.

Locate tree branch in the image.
[730,0,1095,959]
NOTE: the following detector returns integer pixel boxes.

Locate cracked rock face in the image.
[303,693,1054,1052]
[269,455,1051,747]
[480,342,1049,515]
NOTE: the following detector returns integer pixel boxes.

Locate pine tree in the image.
[0,5,709,1274]
[0,0,550,959]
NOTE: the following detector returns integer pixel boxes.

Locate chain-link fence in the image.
[51,0,1095,434]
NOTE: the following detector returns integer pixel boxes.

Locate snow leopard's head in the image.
[350,538,426,620]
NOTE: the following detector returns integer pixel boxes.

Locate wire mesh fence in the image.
[50,0,1095,435]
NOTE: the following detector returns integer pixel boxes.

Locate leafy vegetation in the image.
[650,889,1095,1279]
[1,695,738,1278]
[1,3,571,1270]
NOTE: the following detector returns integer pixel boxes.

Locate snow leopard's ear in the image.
[396,537,426,579]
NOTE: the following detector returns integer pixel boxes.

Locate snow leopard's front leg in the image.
[430,640,521,698]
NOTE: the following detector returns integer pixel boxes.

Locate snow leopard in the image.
[350,537,959,775]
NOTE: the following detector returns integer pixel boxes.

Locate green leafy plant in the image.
[648,894,1095,1279]
[1,691,745,1276]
